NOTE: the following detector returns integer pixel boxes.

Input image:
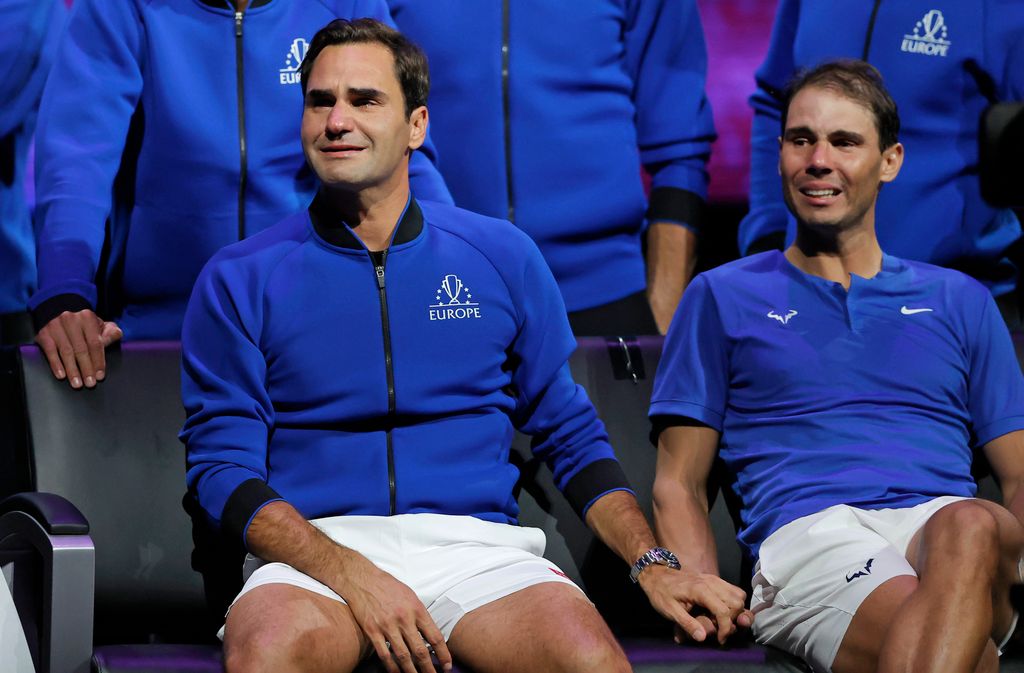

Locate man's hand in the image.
[636,564,753,645]
[334,556,452,673]
[35,309,122,389]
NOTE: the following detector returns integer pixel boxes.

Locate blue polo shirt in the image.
[650,251,1024,560]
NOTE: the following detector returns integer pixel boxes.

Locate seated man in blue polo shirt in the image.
[650,59,1024,673]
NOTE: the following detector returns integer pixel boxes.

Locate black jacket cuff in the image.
[562,458,632,517]
[646,187,705,230]
[223,478,283,547]
[31,294,94,333]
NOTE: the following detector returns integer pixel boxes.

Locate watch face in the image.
[653,547,680,568]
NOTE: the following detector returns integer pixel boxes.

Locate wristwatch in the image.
[630,546,681,583]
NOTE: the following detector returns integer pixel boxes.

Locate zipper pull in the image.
[235,11,243,37]
[375,265,386,290]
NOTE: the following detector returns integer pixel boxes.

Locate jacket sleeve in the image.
[737,0,800,255]
[180,255,283,548]
[356,0,454,205]
[29,0,145,322]
[625,0,715,231]
[506,238,631,519]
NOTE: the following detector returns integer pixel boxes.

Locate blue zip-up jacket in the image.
[740,1,1024,296]
[181,197,631,546]
[388,0,715,313]
[30,0,452,340]
[0,0,66,315]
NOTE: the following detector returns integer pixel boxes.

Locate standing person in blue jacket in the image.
[387,0,716,337]
[30,0,451,390]
[739,1,1024,326]
[183,19,753,673]
[0,0,66,346]
[653,60,1024,673]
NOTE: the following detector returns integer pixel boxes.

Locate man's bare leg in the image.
[832,500,1022,673]
[447,582,631,673]
[223,583,369,673]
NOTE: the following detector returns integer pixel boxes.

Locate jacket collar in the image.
[309,192,424,250]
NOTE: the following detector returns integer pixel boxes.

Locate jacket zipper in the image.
[861,0,883,60]
[234,9,249,241]
[371,250,397,515]
[501,0,515,223]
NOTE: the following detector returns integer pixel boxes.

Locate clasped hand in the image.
[638,564,754,645]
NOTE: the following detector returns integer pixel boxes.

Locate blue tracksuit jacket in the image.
[740,0,1024,296]
[30,0,452,340]
[388,0,716,312]
[181,197,630,546]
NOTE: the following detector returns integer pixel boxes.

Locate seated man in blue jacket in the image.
[182,19,752,673]
[652,60,1024,673]
[30,0,451,390]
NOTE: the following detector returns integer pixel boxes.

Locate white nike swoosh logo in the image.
[901,306,934,315]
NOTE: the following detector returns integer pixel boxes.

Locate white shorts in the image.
[750,496,969,672]
[219,513,581,640]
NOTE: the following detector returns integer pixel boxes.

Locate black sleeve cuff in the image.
[746,231,786,256]
[31,294,94,332]
[562,458,632,518]
[649,414,714,447]
[223,478,283,547]
[646,187,706,230]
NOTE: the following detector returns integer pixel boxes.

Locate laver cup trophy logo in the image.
[429,274,482,321]
[441,274,463,304]
[279,38,310,84]
[901,9,951,57]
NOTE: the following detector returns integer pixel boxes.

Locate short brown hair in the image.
[300,18,429,117]
[782,59,900,151]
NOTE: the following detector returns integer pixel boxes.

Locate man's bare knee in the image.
[224,585,364,673]
[924,501,1001,571]
[558,634,631,673]
[225,625,304,673]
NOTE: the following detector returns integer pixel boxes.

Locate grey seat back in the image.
[4,343,210,643]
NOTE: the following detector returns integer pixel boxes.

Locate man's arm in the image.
[983,430,1024,525]
[646,223,697,334]
[652,423,722,575]
[243,501,452,673]
[624,0,714,328]
[30,0,142,386]
[651,421,748,642]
